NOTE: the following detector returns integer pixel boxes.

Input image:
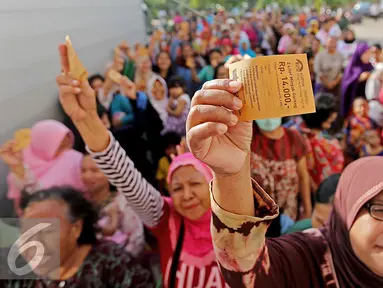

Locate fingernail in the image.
[74,87,81,93]
[229,81,241,89]
[233,97,242,109]
[230,114,238,125]
[217,123,228,133]
[72,80,79,86]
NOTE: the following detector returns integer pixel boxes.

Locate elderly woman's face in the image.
[22,200,82,277]
[169,165,210,220]
[349,191,383,276]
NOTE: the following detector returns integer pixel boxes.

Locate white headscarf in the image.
[147,75,168,126]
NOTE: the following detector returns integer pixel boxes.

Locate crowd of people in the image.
[0,6,383,288]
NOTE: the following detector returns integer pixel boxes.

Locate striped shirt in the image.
[87,132,164,228]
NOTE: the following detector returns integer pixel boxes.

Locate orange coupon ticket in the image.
[65,35,88,81]
[108,69,122,84]
[229,54,315,121]
[13,129,31,152]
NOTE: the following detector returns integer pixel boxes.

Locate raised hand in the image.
[56,44,109,152]
[224,54,251,69]
[113,47,125,72]
[120,76,137,100]
[186,79,252,176]
[56,44,97,122]
[0,141,23,167]
[186,57,196,69]
[170,137,189,160]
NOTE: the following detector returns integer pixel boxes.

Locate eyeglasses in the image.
[364,203,383,221]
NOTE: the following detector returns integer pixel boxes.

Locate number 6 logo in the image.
[7,223,52,276]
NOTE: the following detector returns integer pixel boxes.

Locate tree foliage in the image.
[145,0,354,13]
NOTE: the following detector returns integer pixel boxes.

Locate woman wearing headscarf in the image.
[1,120,85,216]
[56,48,230,287]
[146,75,168,127]
[145,75,169,165]
[337,29,357,65]
[341,42,374,118]
[238,36,256,58]
[186,78,383,288]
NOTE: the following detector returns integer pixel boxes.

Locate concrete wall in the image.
[0,0,146,216]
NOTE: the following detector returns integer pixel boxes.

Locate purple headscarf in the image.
[340,42,373,117]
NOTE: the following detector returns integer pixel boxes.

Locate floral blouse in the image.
[4,241,153,287]
[292,123,344,187]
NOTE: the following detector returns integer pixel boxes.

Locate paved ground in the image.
[351,17,383,44]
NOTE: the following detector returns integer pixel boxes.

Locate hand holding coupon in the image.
[228,54,316,121]
[186,54,316,178]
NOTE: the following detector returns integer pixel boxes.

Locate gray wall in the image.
[0,0,146,216]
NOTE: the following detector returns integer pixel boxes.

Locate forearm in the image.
[212,154,254,216]
[103,78,114,96]
[88,134,164,227]
[299,172,312,213]
[191,68,200,83]
[73,113,110,152]
[297,157,311,210]
[211,174,279,288]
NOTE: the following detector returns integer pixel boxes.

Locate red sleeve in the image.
[148,197,171,238]
[286,128,309,162]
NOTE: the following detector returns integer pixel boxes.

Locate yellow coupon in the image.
[108,69,122,84]
[13,129,31,152]
[229,54,315,121]
[65,35,88,82]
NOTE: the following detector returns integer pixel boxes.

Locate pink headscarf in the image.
[7,120,85,201]
[165,153,216,268]
[323,156,383,287]
[167,152,213,184]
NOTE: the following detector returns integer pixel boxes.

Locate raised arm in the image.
[186,79,329,287]
[87,134,163,227]
[56,43,163,227]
